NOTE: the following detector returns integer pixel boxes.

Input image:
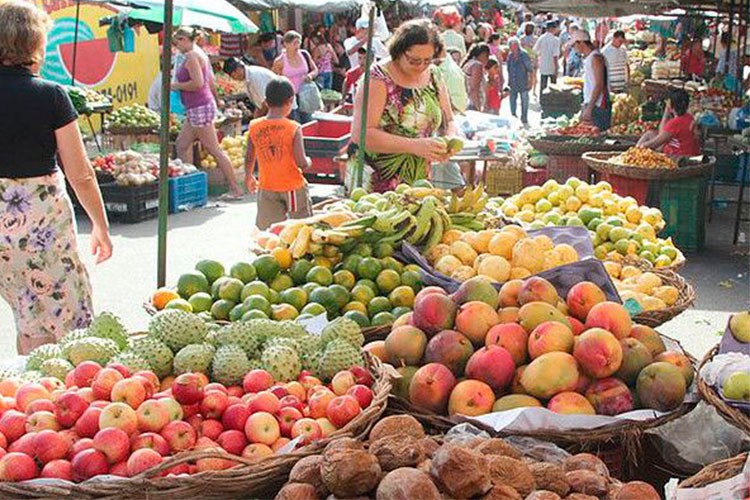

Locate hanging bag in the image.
[298,50,323,114]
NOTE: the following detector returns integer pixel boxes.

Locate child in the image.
[245,77,312,229]
[485,57,503,114]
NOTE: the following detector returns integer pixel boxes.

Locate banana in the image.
[373,209,412,234]
[290,226,313,258]
[473,193,489,213]
[449,212,477,225]
[463,220,485,231]
[311,230,350,246]
[448,193,460,213]
[405,187,435,199]
[440,210,452,232]
[341,214,376,228]
[380,216,416,244]
[371,208,400,232]
[316,211,357,227]
[423,213,444,250]
[406,198,436,244]
[278,222,304,245]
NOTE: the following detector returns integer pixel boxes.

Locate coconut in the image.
[369,434,425,471]
[526,492,563,500]
[324,437,364,453]
[289,455,328,497]
[430,444,492,498]
[275,483,319,500]
[615,481,660,500]
[565,470,608,496]
[475,438,522,459]
[417,437,441,458]
[320,448,381,498]
[375,467,441,500]
[562,453,609,477]
[529,462,570,497]
[564,494,598,500]
[481,484,523,500]
[487,456,536,496]
[369,415,425,442]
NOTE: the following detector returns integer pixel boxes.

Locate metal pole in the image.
[71,0,81,85]
[355,4,377,189]
[157,0,174,287]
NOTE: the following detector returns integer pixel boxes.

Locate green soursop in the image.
[244,318,283,344]
[22,370,43,382]
[205,329,219,347]
[261,345,301,382]
[110,351,151,373]
[63,337,120,366]
[173,343,215,375]
[0,367,20,380]
[264,336,300,352]
[129,337,174,378]
[87,312,129,350]
[40,358,75,381]
[148,309,207,352]
[211,344,251,386]
[216,323,262,358]
[277,321,307,337]
[59,329,90,346]
[26,344,63,371]
[316,338,364,380]
[320,317,364,348]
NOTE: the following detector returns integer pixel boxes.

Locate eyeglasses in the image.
[404,53,434,67]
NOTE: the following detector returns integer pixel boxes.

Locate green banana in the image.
[449,213,478,225]
[380,216,416,244]
[373,208,411,234]
[423,213,444,250]
[463,220,485,231]
[341,215,376,228]
[406,198,436,244]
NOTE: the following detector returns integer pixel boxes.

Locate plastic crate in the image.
[658,176,708,252]
[305,157,344,184]
[301,120,351,153]
[547,154,592,183]
[99,182,159,223]
[523,166,548,187]
[600,172,650,205]
[486,161,522,196]
[168,171,208,213]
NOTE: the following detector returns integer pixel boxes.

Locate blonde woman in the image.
[0,1,112,353]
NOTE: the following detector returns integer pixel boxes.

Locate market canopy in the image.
[115,0,258,33]
[233,0,364,12]
[523,0,681,16]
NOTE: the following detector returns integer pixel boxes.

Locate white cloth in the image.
[344,36,388,69]
[601,43,628,92]
[148,73,162,112]
[533,32,561,76]
[583,49,605,107]
[441,29,466,59]
[244,65,276,109]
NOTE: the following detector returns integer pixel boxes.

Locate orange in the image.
[271,247,293,270]
[152,288,180,310]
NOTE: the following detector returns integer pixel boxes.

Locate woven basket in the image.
[529,137,631,157]
[678,452,749,489]
[631,268,696,327]
[106,125,159,136]
[697,345,750,436]
[0,353,393,500]
[582,151,715,180]
[485,158,523,196]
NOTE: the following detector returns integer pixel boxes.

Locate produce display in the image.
[603,263,681,311]
[607,120,658,137]
[274,414,661,500]
[425,225,579,282]
[105,104,160,131]
[92,151,198,186]
[214,72,246,97]
[549,123,600,137]
[612,147,677,169]
[202,135,247,169]
[721,312,750,403]
[611,94,640,127]
[320,89,343,102]
[66,86,112,114]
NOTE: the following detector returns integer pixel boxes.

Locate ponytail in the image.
[461,42,489,68]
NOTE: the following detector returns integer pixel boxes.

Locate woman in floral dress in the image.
[351,20,457,192]
[0,2,112,353]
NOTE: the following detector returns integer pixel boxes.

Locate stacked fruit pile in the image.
[604,263,680,311]
[549,124,600,136]
[105,104,160,131]
[275,414,661,500]
[425,224,579,283]
[152,253,422,327]
[720,313,750,403]
[93,151,198,186]
[66,86,111,114]
[369,275,692,418]
[201,135,247,170]
[612,147,677,169]
[607,120,658,137]
[611,94,640,126]
[214,72,246,97]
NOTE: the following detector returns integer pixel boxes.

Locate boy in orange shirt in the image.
[245,77,312,229]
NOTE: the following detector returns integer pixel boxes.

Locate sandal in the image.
[218,192,244,201]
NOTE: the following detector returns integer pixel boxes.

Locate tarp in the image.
[233,0,364,12]
[525,0,671,17]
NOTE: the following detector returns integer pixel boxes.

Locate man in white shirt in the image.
[534,20,561,100]
[344,18,389,69]
[601,30,629,93]
[223,57,277,116]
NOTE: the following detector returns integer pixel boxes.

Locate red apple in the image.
[299,375,323,394]
[71,448,109,481]
[222,404,250,432]
[33,429,71,464]
[242,443,274,460]
[15,382,51,413]
[290,418,322,445]
[0,452,38,481]
[73,362,103,388]
[136,400,170,433]
[76,387,95,403]
[171,373,205,405]
[74,407,102,438]
[110,378,147,409]
[109,460,129,477]
[131,432,170,456]
[64,371,76,389]
[279,395,304,413]
[284,382,306,402]
[133,371,159,393]
[217,429,247,455]
[246,392,281,415]
[198,419,223,440]
[268,386,288,400]
[25,398,55,415]
[106,363,130,378]
[9,432,36,455]
[93,427,130,463]
[160,420,197,453]
[0,431,6,450]
[26,410,60,432]
[163,462,190,476]
[181,402,201,419]
[346,385,374,409]
[54,391,89,429]
[133,376,155,401]
[326,395,361,429]
[200,390,229,419]
[270,438,291,453]
[40,459,73,480]
[159,398,183,421]
[226,386,244,398]
[277,406,303,438]
[91,368,124,401]
[243,370,275,393]
[99,402,138,435]
[316,417,336,438]
[69,438,94,459]
[0,410,26,442]
[307,389,335,419]
[244,412,280,445]
[204,383,228,395]
[331,371,356,396]
[39,377,65,393]
[127,448,162,477]
[349,366,374,387]
[89,400,109,409]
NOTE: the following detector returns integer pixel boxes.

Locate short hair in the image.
[0,1,52,67]
[720,32,730,45]
[388,19,443,61]
[613,30,626,40]
[486,56,500,68]
[668,88,690,115]
[283,30,302,44]
[524,23,535,36]
[488,33,501,43]
[174,26,199,40]
[265,77,295,107]
[223,57,242,74]
[258,32,276,44]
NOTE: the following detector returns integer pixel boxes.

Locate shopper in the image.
[506,37,533,125]
[601,30,629,93]
[312,33,338,90]
[462,43,491,111]
[272,31,319,124]
[637,88,700,156]
[485,57,503,114]
[574,30,611,131]
[245,77,312,230]
[344,18,389,70]
[351,19,456,192]
[223,57,276,116]
[681,38,705,78]
[436,45,468,113]
[0,1,112,353]
[437,6,467,60]
[534,20,561,99]
[564,24,583,76]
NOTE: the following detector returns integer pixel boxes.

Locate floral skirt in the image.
[0,173,93,354]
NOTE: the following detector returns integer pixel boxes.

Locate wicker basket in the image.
[697,345,750,435]
[0,353,393,500]
[582,151,715,180]
[528,137,632,157]
[546,154,592,182]
[631,268,696,327]
[678,452,749,489]
[485,156,523,196]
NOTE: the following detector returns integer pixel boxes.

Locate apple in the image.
[0,431,6,450]
[159,376,175,392]
[198,419,223,440]
[284,382,306,402]
[268,386,288,400]
[69,438,94,459]
[54,391,89,428]
[204,383,228,395]
[349,366,374,387]
[243,369,275,393]
[0,410,27,442]
[73,362,103,388]
[270,438,290,453]
[90,400,109,409]
[9,432,36,455]
[181,402,201,419]
[26,410,60,432]
[74,407,102,438]
[91,368,124,401]
[33,429,71,464]
[106,363,130,378]
[41,459,73,480]
[307,389,335,419]
[723,371,750,401]
[65,371,76,389]
[159,398,183,421]
[242,443,274,461]
[25,398,56,415]
[246,392,281,415]
[163,462,190,476]
[299,375,323,394]
[730,311,750,343]
[133,371,160,393]
[244,412,280,446]
[291,418,322,445]
[0,378,20,398]
[222,404,250,431]
[93,427,130,463]
[0,452,38,481]
[76,387,95,403]
[316,417,336,438]
[171,373,205,405]
[127,448,162,477]
[136,400,170,433]
[111,378,147,409]
[99,402,138,435]
[277,406,303,438]
[331,371,357,396]
[160,420,197,453]
[217,429,247,455]
[15,382,51,413]
[200,390,230,419]
[131,432,170,456]
[109,460,129,477]
[279,395,304,413]
[71,448,109,481]
[39,377,65,393]
[326,395,361,429]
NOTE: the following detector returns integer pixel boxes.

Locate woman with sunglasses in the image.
[351,20,456,192]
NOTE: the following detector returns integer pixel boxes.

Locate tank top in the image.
[176,52,213,110]
[282,51,310,93]
[247,117,305,192]
[317,47,333,73]
[583,49,609,108]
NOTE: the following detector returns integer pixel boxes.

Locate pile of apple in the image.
[366,275,693,419]
[0,362,376,483]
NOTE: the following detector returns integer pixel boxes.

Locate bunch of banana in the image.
[447,184,489,215]
[449,212,484,232]
[404,196,452,250]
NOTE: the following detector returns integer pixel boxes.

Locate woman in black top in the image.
[0,1,112,354]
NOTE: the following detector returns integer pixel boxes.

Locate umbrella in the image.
[117,0,258,34]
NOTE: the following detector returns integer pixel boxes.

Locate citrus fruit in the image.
[270,273,294,292]
[352,243,372,257]
[177,272,210,299]
[357,257,383,281]
[350,187,367,201]
[243,295,272,317]
[404,264,421,273]
[271,247,293,270]
[343,310,370,327]
[356,279,378,295]
[322,245,339,258]
[342,254,363,274]
[301,302,327,316]
[312,257,332,269]
[280,287,308,311]
[400,270,423,291]
[368,296,392,317]
[152,288,180,310]
[333,270,356,290]
[375,269,401,294]
[165,298,193,312]
[229,305,245,322]
[343,301,368,314]
[268,289,280,304]
[371,311,395,326]
[229,262,257,284]
[242,309,268,321]
[241,281,271,301]
[309,287,339,315]
[290,259,315,285]
[195,260,225,284]
[211,277,230,299]
[381,256,404,274]
[216,277,244,303]
[253,255,281,282]
[391,306,411,318]
[301,282,321,296]
[188,292,213,313]
[306,266,333,286]
[211,300,236,320]
[373,242,394,259]
[351,284,376,305]
[328,284,350,309]
[389,285,415,308]
[271,304,299,321]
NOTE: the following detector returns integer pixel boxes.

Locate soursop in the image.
[110,351,151,373]
[148,309,207,352]
[26,344,63,371]
[63,337,120,366]
[244,318,283,344]
[59,329,90,346]
[316,338,364,380]
[87,312,128,350]
[211,344,251,386]
[261,345,301,382]
[129,337,174,378]
[40,358,75,381]
[173,343,215,375]
[277,320,307,337]
[0,367,20,380]
[22,370,43,382]
[215,323,262,358]
[320,317,364,348]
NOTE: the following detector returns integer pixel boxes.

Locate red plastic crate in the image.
[547,154,592,183]
[523,166,548,187]
[600,172,650,205]
[302,120,351,153]
[305,157,345,184]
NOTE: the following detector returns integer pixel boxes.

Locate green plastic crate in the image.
[658,176,708,252]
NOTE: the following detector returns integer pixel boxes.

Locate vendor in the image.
[681,38,705,79]
[574,30,612,131]
[351,19,456,192]
[223,57,276,116]
[636,88,700,156]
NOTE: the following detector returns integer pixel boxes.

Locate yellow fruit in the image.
[641,296,667,311]
[473,253,495,272]
[510,267,531,279]
[534,235,554,252]
[472,230,495,254]
[441,229,463,245]
[575,185,591,202]
[435,255,462,276]
[565,197,582,212]
[595,181,612,193]
[517,210,535,223]
[152,288,180,310]
[521,203,535,213]
[652,285,679,306]
[477,255,511,282]
[542,179,560,195]
[511,238,544,274]
[451,241,479,266]
[502,204,519,217]
[501,225,527,240]
[271,247,293,270]
[264,235,280,250]
[451,265,477,282]
[603,200,619,216]
[603,261,622,278]
[589,194,604,208]
[553,243,578,264]
[620,265,642,280]
[635,223,656,242]
[543,251,563,270]
[654,255,672,268]
[488,232,518,259]
[635,272,662,294]
[625,206,642,224]
[425,244,452,264]
[618,290,642,305]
